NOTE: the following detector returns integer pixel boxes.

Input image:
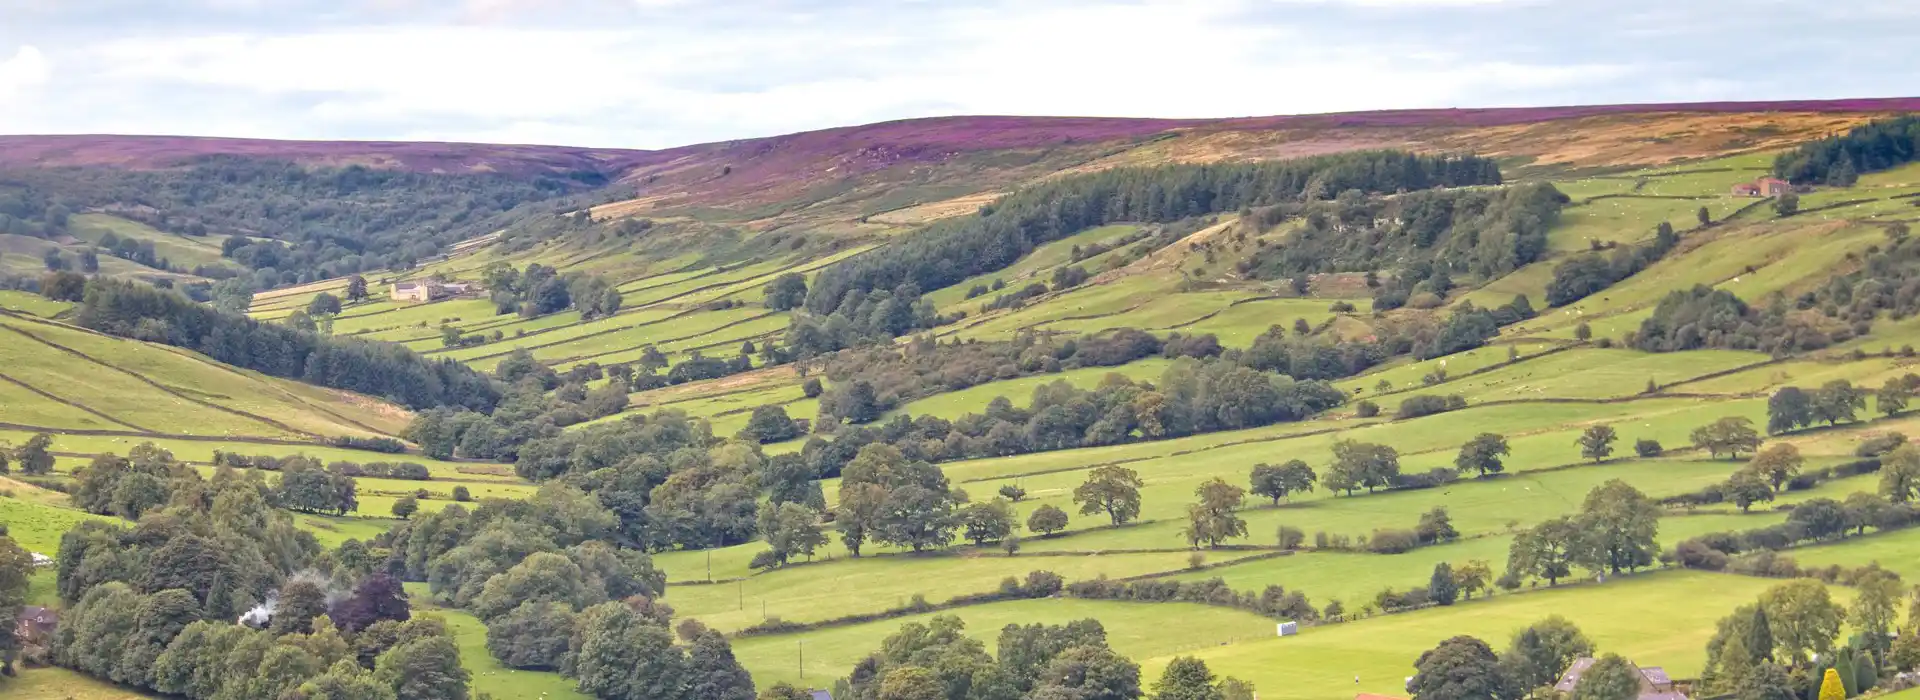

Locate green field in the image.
[67,213,239,270]
[663,550,1243,633]
[1170,571,1824,700]
[404,583,590,700]
[734,597,1277,689]
[0,665,162,699]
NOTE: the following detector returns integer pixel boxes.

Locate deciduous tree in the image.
[1455,433,1512,476]
[1075,465,1145,526]
[1027,504,1070,537]
[1749,444,1803,494]
[1409,636,1517,700]
[1577,425,1617,463]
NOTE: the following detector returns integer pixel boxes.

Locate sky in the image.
[1,0,1916,150]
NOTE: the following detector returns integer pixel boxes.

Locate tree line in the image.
[805,150,1503,322]
[1774,115,1920,186]
[834,614,1259,700]
[69,277,502,411]
[786,357,1344,478]
[480,261,623,320]
[6,156,605,286]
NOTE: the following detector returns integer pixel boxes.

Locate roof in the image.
[1555,657,1597,691]
[17,606,57,626]
[809,691,832,700]
[1356,694,1408,700]
[1556,657,1687,700]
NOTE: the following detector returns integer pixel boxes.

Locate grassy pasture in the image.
[0,665,162,699]
[0,495,119,554]
[0,290,73,317]
[1548,196,1747,252]
[927,224,1142,310]
[67,213,236,270]
[1435,347,1765,402]
[0,313,411,440]
[733,598,1276,690]
[1010,457,1759,555]
[1,430,513,482]
[1337,341,1565,397]
[1790,527,1920,581]
[1171,297,1365,347]
[403,583,591,700]
[1169,571,1827,700]
[888,359,1174,421]
[665,551,1246,634]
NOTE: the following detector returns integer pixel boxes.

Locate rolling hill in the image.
[8,98,1920,700]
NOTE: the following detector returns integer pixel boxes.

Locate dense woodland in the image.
[804,150,1502,322]
[1774,115,1920,186]
[3,158,605,284]
[71,278,502,411]
[40,448,483,700]
[1247,182,1569,281]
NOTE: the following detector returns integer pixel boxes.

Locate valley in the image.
[3,101,1920,700]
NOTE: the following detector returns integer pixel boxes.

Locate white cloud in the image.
[0,45,50,99]
[0,0,1910,147]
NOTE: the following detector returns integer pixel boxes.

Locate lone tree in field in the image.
[1455,433,1511,476]
[391,495,419,520]
[16,433,54,475]
[1774,193,1800,217]
[1026,504,1069,536]
[1576,425,1617,463]
[1725,469,1775,512]
[1075,465,1144,526]
[1878,377,1916,417]
[1880,444,1920,503]
[346,275,369,302]
[1768,386,1815,434]
[1507,516,1579,586]
[1698,206,1713,226]
[1812,380,1867,425]
[1747,444,1803,494]
[1573,479,1659,575]
[1429,563,1460,606]
[1692,416,1763,459]
[1183,478,1248,549]
[1326,440,1400,494]
[1248,460,1316,504]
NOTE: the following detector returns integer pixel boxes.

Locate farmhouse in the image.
[390,280,479,302]
[15,605,57,645]
[1555,657,1687,700]
[1731,177,1794,197]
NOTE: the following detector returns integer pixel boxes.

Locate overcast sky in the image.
[1,0,1915,150]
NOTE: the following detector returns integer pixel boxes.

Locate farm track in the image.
[0,322,317,439]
